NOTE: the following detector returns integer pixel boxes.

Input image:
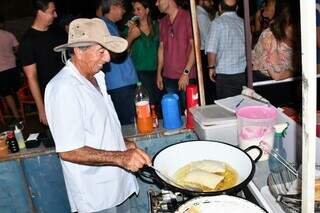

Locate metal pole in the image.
[243,0,253,88]
[189,0,206,106]
[300,1,317,212]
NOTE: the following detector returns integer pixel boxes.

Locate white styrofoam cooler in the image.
[191,105,238,146]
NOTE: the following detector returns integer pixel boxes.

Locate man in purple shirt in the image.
[156,0,196,111]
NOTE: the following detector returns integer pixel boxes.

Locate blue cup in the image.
[161,93,182,129]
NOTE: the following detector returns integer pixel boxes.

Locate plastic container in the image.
[191,104,237,146]
[0,133,7,148]
[14,125,26,150]
[135,82,153,133]
[161,93,182,129]
[186,84,199,129]
[236,106,277,161]
[0,133,9,157]
[268,124,288,173]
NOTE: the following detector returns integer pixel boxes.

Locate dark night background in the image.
[0,0,143,39]
[0,0,251,40]
[1,0,102,20]
[0,0,158,20]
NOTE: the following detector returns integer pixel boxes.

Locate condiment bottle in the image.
[7,131,19,153]
[151,104,159,128]
[268,123,288,173]
[0,133,9,157]
[14,125,26,150]
[135,82,153,133]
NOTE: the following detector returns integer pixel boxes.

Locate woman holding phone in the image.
[124,0,160,109]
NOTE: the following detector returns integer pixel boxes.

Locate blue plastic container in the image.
[161,93,182,129]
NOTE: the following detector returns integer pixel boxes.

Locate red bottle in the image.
[151,105,159,128]
[186,84,199,129]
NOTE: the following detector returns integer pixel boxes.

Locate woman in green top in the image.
[125,0,160,108]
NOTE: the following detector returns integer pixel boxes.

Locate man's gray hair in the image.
[100,0,124,15]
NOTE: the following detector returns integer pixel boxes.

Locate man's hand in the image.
[209,68,216,82]
[156,74,164,90]
[120,148,151,172]
[178,74,189,91]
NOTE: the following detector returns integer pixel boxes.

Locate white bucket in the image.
[236,106,277,161]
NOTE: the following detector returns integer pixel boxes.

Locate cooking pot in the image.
[140,140,262,197]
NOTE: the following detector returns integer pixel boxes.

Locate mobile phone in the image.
[126,16,140,26]
[131,15,140,22]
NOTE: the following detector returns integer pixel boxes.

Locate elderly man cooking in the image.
[44,18,151,213]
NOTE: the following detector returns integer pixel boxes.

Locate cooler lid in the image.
[190,104,236,126]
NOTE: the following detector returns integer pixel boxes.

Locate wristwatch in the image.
[183,68,190,75]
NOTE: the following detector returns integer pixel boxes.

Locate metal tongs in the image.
[149,166,198,191]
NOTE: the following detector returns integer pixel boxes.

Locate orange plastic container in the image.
[0,145,9,157]
[137,116,153,133]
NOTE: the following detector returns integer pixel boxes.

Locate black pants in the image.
[216,73,246,99]
[201,50,216,104]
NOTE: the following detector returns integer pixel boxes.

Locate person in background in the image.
[253,0,276,39]
[125,0,161,109]
[252,1,300,81]
[156,0,196,112]
[45,18,151,213]
[99,0,139,125]
[205,0,246,99]
[19,0,67,125]
[58,14,78,33]
[196,0,216,104]
[0,16,21,121]
[96,0,103,17]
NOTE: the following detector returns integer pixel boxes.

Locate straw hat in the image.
[54,18,128,53]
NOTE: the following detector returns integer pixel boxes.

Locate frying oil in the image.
[173,161,239,192]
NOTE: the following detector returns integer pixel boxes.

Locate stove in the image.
[148,187,262,212]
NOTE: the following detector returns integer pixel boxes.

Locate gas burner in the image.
[148,189,188,212]
[148,187,261,212]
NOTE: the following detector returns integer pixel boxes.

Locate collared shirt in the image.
[205,12,246,75]
[196,5,211,50]
[159,8,196,79]
[100,17,138,90]
[0,29,19,72]
[45,60,138,212]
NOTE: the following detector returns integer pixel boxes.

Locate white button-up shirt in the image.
[45,60,138,213]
